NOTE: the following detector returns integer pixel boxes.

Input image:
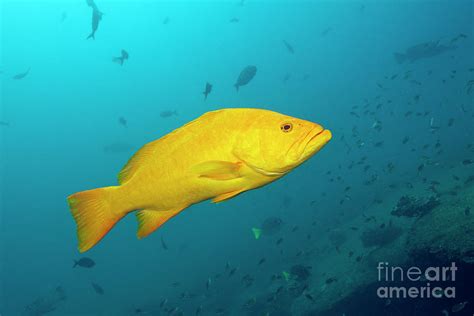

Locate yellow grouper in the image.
[67,108,332,252]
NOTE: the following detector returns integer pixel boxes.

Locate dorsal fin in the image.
[118,110,225,184]
[118,141,157,184]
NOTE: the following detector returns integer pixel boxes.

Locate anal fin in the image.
[212,189,245,203]
[136,208,183,239]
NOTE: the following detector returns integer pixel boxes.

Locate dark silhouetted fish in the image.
[163,16,170,24]
[325,277,337,284]
[91,282,104,294]
[321,27,332,36]
[119,116,127,127]
[394,41,456,63]
[87,7,103,39]
[60,11,67,23]
[349,111,360,118]
[466,79,474,94]
[86,0,100,11]
[0,121,10,127]
[229,17,239,23]
[196,305,203,315]
[73,257,95,268]
[374,141,383,147]
[304,292,315,302]
[451,301,468,313]
[113,49,129,65]
[234,65,257,91]
[160,110,177,118]
[24,286,66,316]
[12,68,30,80]
[283,40,294,54]
[203,82,212,100]
[228,267,237,277]
[161,236,168,250]
[160,298,168,308]
[252,217,282,239]
[450,33,467,44]
[103,142,134,153]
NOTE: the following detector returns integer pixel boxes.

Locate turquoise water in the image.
[1,0,473,315]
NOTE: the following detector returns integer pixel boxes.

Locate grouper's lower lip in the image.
[304,128,332,153]
[309,128,332,144]
[318,129,332,142]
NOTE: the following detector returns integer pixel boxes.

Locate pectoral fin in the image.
[212,189,245,203]
[192,161,243,180]
[136,208,184,239]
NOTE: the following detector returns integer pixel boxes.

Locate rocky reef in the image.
[290,265,312,282]
[391,195,440,218]
[406,188,474,265]
[360,224,403,248]
[23,286,66,316]
[287,176,474,315]
[328,229,347,248]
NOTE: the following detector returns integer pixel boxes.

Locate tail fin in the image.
[252,227,262,239]
[86,32,95,40]
[67,186,126,252]
[234,84,239,92]
[112,57,124,65]
[394,53,406,64]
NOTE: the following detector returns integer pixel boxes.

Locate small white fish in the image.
[371,120,381,128]
[429,117,440,131]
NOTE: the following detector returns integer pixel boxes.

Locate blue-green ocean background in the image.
[1,0,473,315]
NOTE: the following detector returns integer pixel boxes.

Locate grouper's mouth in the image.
[299,126,332,159]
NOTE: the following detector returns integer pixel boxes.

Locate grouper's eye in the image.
[280,122,293,133]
